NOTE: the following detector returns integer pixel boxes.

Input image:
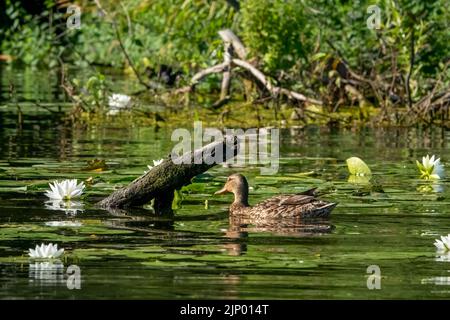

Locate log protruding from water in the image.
[98,135,239,213]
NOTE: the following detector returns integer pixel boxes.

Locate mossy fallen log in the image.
[98,136,239,213]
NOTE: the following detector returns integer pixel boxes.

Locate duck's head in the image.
[215,174,249,206]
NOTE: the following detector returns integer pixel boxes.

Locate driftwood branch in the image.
[220,42,233,100]
[176,29,321,106]
[192,62,229,85]
[405,32,415,110]
[98,136,239,213]
[175,62,229,94]
[231,59,323,105]
[218,29,247,60]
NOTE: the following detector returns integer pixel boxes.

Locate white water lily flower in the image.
[417,154,445,180]
[144,158,164,173]
[434,234,450,252]
[28,243,64,259]
[108,93,131,109]
[45,179,85,200]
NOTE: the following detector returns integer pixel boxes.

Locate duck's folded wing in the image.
[279,194,315,206]
[255,192,316,208]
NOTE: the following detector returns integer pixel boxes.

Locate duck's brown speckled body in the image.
[215,174,337,219]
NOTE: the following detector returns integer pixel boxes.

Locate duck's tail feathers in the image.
[316,202,338,217]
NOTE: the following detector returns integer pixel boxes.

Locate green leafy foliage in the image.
[1,0,449,122]
[240,0,312,73]
[71,73,107,111]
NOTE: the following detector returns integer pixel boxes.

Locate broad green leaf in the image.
[346,157,372,176]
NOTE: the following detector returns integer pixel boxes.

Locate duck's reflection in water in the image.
[102,207,334,257]
[222,215,334,256]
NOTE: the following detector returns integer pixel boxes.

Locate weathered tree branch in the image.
[220,42,233,100]
[98,136,239,212]
[218,29,247,60]
[176,29,322,106]
[406,31,415,110]
[231,59,323,105]
[175,62,229,94]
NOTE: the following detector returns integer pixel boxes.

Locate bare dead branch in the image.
[218,29,247,60]
[232,59,323,105]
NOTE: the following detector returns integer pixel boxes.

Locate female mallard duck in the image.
[215,174,337,219]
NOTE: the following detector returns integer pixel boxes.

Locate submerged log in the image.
[98,136,239,213]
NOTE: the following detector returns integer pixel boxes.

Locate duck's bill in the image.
[214,187,228,195]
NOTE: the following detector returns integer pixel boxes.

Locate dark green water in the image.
[1,67,450,299]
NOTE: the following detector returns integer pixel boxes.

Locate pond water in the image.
[1,67,450,299]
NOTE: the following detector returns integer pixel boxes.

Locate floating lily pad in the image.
[346,157,372,176]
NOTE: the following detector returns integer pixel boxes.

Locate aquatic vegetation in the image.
[28,243,64,260]
[70,74,108,112]
[3,106,450,299]
[0,223,134,244]
[434,234,450,252]
[416,155,444,180]
[172,189,184,210]
[347,175,371,185]
[145,159,164,173]
[346,157,372,176]
[45,180,85,201]
[85,159,108,172]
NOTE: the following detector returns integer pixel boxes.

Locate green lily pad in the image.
[346,157,372,176]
